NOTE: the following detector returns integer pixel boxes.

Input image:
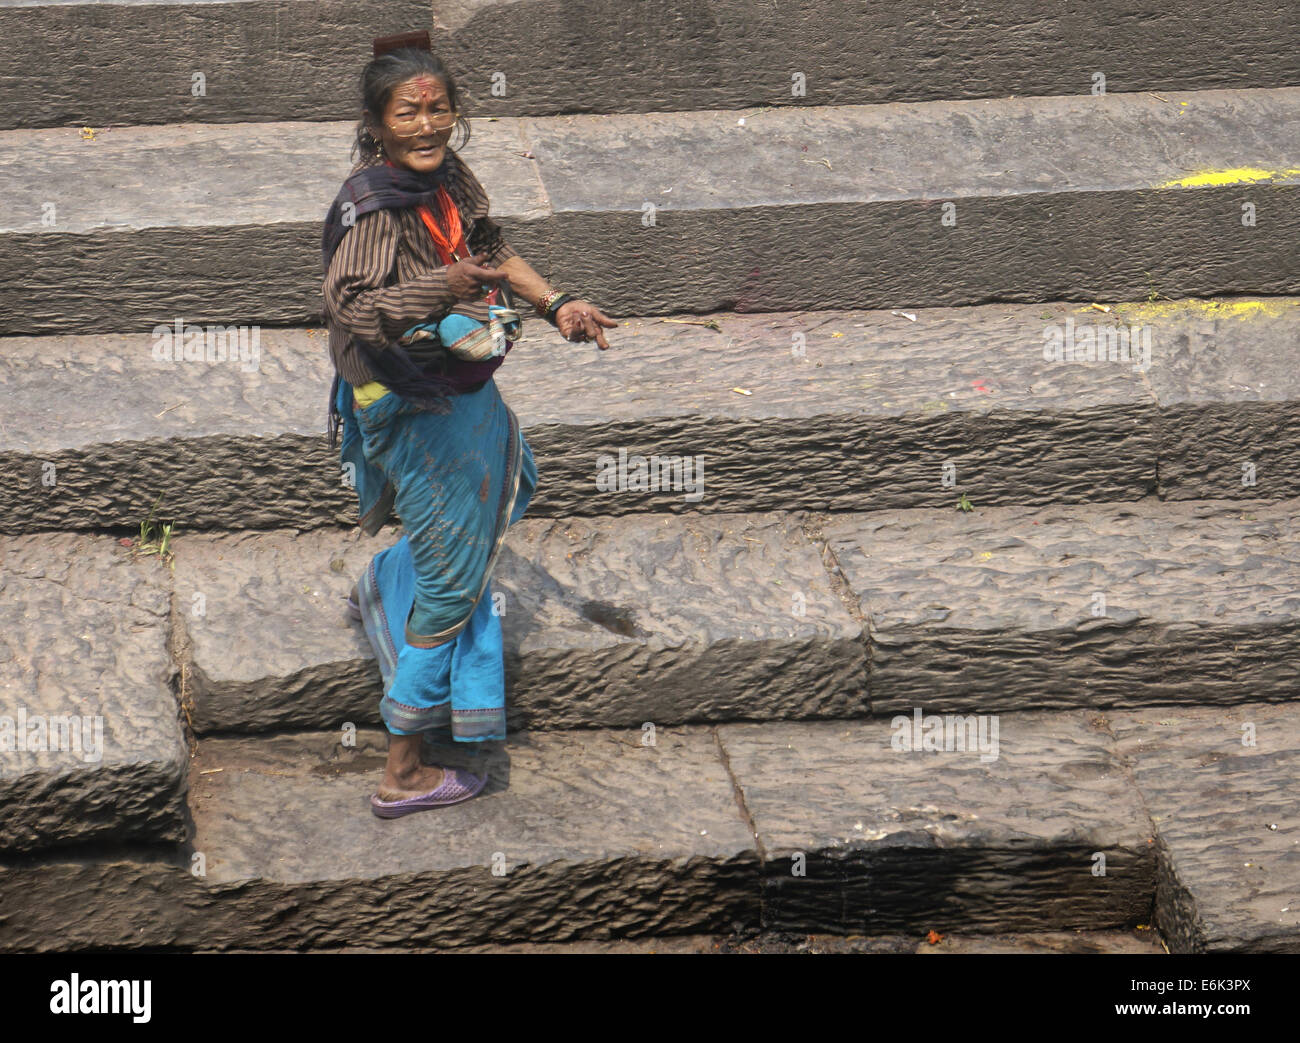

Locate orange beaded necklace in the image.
[417,186,469,263]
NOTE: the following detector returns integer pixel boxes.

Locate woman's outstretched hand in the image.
[448,253,508,299]
[555,300,617,349]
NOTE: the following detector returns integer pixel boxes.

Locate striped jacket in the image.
[322,149,518,387]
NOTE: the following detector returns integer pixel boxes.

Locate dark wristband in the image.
[540,293,576,327]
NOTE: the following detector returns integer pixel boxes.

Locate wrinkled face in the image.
[371,74,454,173]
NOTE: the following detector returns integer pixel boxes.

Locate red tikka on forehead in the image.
[391,76,445,106]
[411,75,440,102]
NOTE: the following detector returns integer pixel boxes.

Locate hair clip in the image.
[373,30,432,57]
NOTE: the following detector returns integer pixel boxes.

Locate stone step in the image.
[4,0,1297,129]
[4,297,1299,535]
[177,497,1300,735]
[0,534,189,854]
[1107,702,1300,953]
[722,929,1165,955]
[321,928,1169,954]
[5,88,1298,334]
[172,513,865,734]
[0,712,1156,950]
[824,496,1300,716]
[0,0,428,129]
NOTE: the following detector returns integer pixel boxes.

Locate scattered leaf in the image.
[658,317,722,332]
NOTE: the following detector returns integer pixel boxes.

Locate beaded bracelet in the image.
[535,289,564,315]
[536,290,576,327]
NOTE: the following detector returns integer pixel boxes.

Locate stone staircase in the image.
[2,0,1298,953]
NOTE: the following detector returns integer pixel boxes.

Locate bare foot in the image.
[376,763,445,802]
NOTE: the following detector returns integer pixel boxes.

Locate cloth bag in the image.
[399,190,523,363]
[399,278,522,362]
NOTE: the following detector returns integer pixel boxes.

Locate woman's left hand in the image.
[554,300,617,350]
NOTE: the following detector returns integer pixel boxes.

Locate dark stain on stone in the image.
[580,599,641,638]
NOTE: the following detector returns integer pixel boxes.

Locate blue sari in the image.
[337,376,537,741]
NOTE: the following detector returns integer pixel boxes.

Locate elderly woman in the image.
[322,33,616,817]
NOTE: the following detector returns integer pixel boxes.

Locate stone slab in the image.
[3,299,1297,536]
[0,117,547,334]
[1109,702,1300,953]
[719,714,1156,934]
[0,725,761,950]
[170,526,376,734]
[3,89,1297,333]
[824,497,1300,715]
[529,88,1300,316]
[214,927,1167,953]
[0,298,1182,533]
[3,1,1297,127]
[0,850,191,952]
[716,928,1167,955]
[0,0,429,127]
[171,512,864,733]
[1131,298,1300,502]
[0,534,188,852]
[0,327,353,536]
[0,713,1172,951]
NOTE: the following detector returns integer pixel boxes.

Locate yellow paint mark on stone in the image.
[1077,298,1300,322]
[1157,167,1300,188]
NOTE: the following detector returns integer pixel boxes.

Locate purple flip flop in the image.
[369,768,488,818]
